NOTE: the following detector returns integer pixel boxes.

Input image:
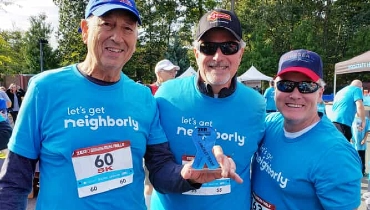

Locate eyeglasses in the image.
[276,80,320,94]
[199,41,240,55]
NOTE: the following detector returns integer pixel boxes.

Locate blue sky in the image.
[0,0,59,48]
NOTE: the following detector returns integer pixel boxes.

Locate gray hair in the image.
[318,79,326,89]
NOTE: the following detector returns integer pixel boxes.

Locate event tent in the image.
[237,65,273,81]
[177,66,197,78]
[334,51,370,94]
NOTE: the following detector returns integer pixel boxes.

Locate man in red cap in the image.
[251,49,362,209]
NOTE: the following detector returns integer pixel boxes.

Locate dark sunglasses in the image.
[276,80,320,94]
[199,41,240,55]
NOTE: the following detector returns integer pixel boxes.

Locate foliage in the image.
[22,14,60,74]
[53,0,87,66]
[1,0,370,91]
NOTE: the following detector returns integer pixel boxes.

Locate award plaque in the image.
[191,126,221,172]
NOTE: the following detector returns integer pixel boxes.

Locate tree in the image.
[53,0,87,66]
[23,13,59,74]
[0,30,27,74]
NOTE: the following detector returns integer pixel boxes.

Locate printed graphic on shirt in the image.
[64,106,139,131]
[255,145,289,188]
[178,116,246,146]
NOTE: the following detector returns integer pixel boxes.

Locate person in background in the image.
[351,114,370,176]
[0,1,240,209]
[144,59,179,209]
[0,86,11,109]
[317,96,326,116]
[0,111,12,165]
[6,83,25,124]
[0,97,12,166]
[147,59,180,95]
[331,79,365,141]
[264,80,277,113]
[251,49,362,209]
[151,9,265,210]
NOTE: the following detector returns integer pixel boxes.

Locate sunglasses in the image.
[199,41,240,55]
[276,80,320,94]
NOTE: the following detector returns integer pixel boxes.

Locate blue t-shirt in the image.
[152,76,266,210]
[7,65,167,210]
[263,86,276,111]
[351,116,370,151]
[331,85,363,126]
[317,102,326,115]
[251,113,362,209]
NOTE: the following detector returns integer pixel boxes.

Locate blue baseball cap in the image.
[85,0,142,25]
[277,49,323,81]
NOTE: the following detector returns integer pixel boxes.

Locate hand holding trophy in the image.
[181,126,243,184]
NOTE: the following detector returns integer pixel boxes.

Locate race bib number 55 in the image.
[72,141,133,198]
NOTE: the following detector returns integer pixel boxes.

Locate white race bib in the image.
[72,141,134,197]
[181,155,231,196]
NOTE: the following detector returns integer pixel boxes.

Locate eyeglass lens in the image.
[199,41,240,55]
[276,80,319,94]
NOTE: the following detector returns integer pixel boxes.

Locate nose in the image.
[289,86,302,98]
[110,28,125,43]
[212,47,223,60]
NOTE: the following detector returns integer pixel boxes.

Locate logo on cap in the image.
[207,11,231,22]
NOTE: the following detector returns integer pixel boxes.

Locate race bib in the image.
[72,141,134,197]
[252,192,276,210]
[182,155,230,196]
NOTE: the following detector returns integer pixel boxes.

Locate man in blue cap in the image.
[0,1,241,209]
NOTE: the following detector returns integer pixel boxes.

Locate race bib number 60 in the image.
[72,141,133,198]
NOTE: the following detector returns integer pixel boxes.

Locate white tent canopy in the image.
[237,65,273,81]
[177,66,197,78]
[333,51,370,94]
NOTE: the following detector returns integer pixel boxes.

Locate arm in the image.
[0,91,11,108]
[0,120,12,150]
[144,142,201,194]
[0,151,38,210]
[361,131,370,145]
[355,100,366,130]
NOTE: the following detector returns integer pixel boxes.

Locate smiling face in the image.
[194,28,244,94]
[275,72,323,132]
[80,10,138,77]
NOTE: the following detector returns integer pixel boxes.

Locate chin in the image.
[206,76,230,86]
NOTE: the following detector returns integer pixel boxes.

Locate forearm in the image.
[144,143,200,194]
[356,101,366,122]
[0,151,37,210]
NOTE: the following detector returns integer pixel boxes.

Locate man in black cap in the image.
[151,9,266,210]
[0,2,241,209]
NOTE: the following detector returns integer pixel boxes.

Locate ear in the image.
[80,19,89,44]
[239,47,245,59]
[317,87,324,101]
[193,47,199,59]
